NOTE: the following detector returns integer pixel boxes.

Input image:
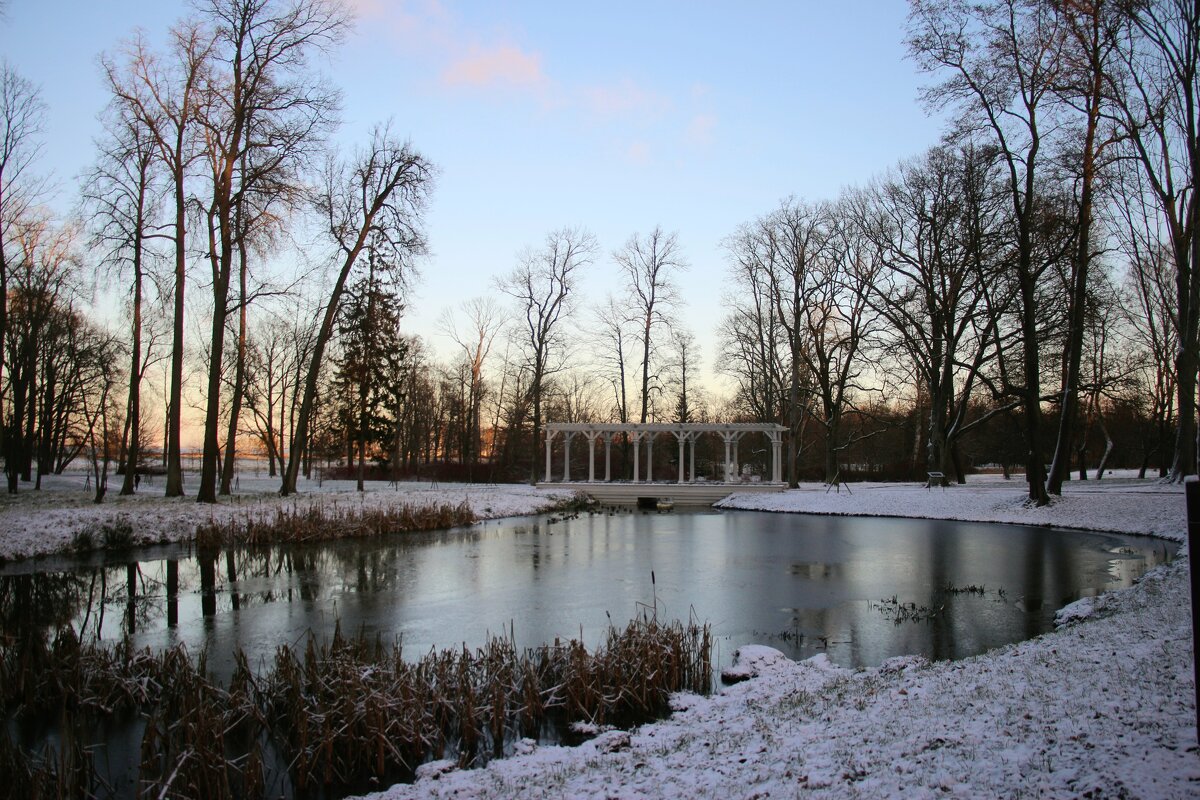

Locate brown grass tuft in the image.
[1,615,711,798]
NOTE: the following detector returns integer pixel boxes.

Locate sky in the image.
[0,0,946,408]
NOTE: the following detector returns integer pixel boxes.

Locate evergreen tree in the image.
[333,247,407,490]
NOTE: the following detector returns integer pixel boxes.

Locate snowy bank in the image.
[355,474,1198,799]
[0,472,577,561]
[716,473,1186,542]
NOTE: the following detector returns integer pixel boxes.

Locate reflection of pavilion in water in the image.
[0,518,1175,675]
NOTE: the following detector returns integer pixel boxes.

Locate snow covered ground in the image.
[715,470,1186,540]
[1,470,1195,796]
[353,472,1199,799]
[0,471,577,561]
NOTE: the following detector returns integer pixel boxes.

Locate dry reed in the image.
[1,615,711,799]
[194,500,478,548]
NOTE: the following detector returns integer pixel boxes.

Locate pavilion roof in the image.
[544,422,785,433]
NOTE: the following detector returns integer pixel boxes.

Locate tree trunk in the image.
[120,228,144,496]
[1048,42,1102,494]
[165,164,186,497]
[787,346,800,488]
[282,227,371,496]
[220,238,249,495]
[1096,412,1114,478]
[1020,258,1048,505]
[357,387,367,492]
[197,206,232,504]
[530,372,542,485]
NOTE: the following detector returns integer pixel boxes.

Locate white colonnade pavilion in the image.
[542,423,786,485]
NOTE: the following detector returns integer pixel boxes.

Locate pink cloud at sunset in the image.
[441,43,548,91]
[582,78,670,117]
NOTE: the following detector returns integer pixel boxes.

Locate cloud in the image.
[582,78,670,117]
[345,0,388,19]
[355,0,452,45]
[364,2,549,97]
[441,43,549,91]
[626,140,652,165]
[685,113,717,148]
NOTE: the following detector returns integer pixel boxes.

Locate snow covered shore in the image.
[0,472,577,561]
[356,473,1198,799]
[0,471,1194,796]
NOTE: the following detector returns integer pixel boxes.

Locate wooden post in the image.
[1186,478,1200,743]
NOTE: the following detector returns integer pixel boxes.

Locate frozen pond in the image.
[0,509,1175,673]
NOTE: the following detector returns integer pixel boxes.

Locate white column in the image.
[647,436,654,483]
[544,432,553,482]
[723,435,733,483]
[563,432,573,482]
[689,434,696,482]
[587,433,597,482]
[604,434,612,481]
[772,435,782,483]
[677,434,686,484]
[633,435,641,482]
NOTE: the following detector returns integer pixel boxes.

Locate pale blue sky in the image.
[1,0,944,393]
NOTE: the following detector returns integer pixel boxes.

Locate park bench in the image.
[926,471,946,490]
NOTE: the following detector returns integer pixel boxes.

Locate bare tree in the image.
[440,296,504,473]
[102,23,215,496]
[761,199,832,485]
[907,0,1068,504]
[1105,0,1200,481]
[243,308,301,475]
[718,228,788,426]
[78,326,125,503]
[1045,0,1124,493]
[589,294,633,425]
[851,144,1016,482]
[799,210,881,482]
[280,125,433,496]
[1108,159,1178,476]
[549,371,605,424]
[4,215,82,492]
[193,0,348,503]
[668,327,701,423]
[613,226,687,424]
[499,226,597,483]
[85,77,167,495]
[0,63,46,473]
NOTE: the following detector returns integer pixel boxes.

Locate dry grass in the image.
[1,615,711,799]
[194,500,478,548]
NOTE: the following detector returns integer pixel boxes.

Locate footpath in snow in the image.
[355,474,1198,799]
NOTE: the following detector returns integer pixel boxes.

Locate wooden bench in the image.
[926,471,946,490]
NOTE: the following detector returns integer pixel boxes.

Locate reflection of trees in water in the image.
[101,561,168,638]
[0,572,91,638]
[1,524,1176,676]
[329,541,408,594]
[0,561,172,643]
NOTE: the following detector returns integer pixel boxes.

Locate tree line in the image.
[0,0,1195,506]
